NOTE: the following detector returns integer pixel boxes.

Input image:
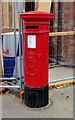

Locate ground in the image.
[0,86,74,118]
[49,66,73,81]
[0,67,74,118]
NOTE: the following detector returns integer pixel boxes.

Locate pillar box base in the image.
[24,85,49,108]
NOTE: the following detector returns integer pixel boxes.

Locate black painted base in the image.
[24,85,49,108]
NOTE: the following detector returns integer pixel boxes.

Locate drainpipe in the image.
[56,0,62,64]
[25,0,35,12]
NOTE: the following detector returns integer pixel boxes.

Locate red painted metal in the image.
[20,11,54,88]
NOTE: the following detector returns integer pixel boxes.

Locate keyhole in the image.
[40,56,42,59]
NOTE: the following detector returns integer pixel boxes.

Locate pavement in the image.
[1,86,74,118]
[49,66,73,81]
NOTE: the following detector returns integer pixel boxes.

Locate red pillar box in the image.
[20,11,54,108]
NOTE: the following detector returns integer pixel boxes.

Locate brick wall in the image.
[49,2,75,65]
[62,2,74,64]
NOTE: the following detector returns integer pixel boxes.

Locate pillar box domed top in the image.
[20,11,54,22]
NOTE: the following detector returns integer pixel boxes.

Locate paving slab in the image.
[49,67,73,81]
